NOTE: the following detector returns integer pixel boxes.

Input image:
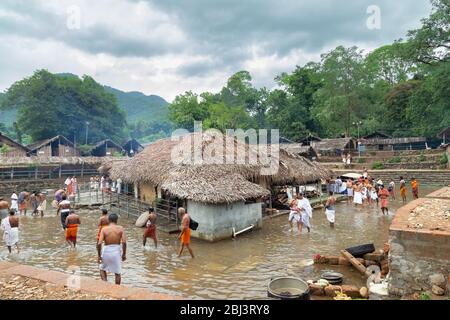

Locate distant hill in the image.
[0,75,169,126]
[104,86,169,124]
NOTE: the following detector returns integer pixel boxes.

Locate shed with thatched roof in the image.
[360,136,427,151]
[279,144,318,160]
[438,126,450,144]
[122,138,144,157]
[0,132,30,157]
[90,139,124,157]
[310,138,356,156]
[107,132,331,241]
[27,135,80,157]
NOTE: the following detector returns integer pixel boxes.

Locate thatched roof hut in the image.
[122,138,144,156]
[108,132,331,204]
[91,139,124,157]
[0,132,30,157]
[280,144,318,160]
[27,135,80,157]
[310,138,356,155]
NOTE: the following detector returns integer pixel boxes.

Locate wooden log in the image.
[340,250,371,277]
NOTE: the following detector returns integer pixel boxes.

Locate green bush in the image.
[418,152,426,162]
[388,156,401,163]
[372,161,384,170]
[440,153,448,165]
[0,145,9,154]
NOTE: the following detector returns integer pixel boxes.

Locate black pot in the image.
[267,277,310,300]
[321,272,344,285]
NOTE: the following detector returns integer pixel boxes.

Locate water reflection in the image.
[0,186,439,299]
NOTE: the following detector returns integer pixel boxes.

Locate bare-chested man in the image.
[97,213,126,285]
[325,191,336,228]
[97,208,109,244]
[0,197,9,220]
[143,207,158,248]
[57,195,71,230]
[65,210,81,248]
[1,210,19,254]
[177,207,194,258]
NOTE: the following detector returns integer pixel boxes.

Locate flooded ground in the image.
[0,186,440,299]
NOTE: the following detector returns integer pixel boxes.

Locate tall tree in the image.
[2,70,127,143]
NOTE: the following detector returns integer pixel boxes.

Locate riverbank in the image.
[0,261,178,300]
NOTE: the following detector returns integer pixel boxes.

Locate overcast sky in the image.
[0,0,432,102]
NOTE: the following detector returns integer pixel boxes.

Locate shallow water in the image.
[0,186,440,299]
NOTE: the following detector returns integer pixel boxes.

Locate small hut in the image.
[280,144,318,160]
[0,132,30,157]
[108,132,331,241]
[90,139,124,157]
[310,138,356,156]
[122,138,144,157]
[27,135,80,157]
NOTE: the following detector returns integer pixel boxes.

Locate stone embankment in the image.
[0,261,179,300]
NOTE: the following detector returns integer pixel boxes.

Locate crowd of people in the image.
[325,168,420,225]
[0,176,195,285]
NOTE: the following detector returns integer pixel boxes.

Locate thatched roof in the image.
[27,135,76,152]
[361,137,426,145]
[280,144,318,159]
[0,132,30,152]
[0,156,111,168]
[108,132,331,204]
[92,139,124,151]
[362,131,391,139]
[311,138,355,151]
[122,138,144,154]
[299,134,322,145]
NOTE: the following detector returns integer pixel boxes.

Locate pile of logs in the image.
[309,243,391,299]
[313,243,390,277]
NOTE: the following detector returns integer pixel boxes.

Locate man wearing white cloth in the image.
[353,183,363,206]
[325,191,336,228]
[97,213,127,285]
[296,193,312,233]
[1,210,20,254]
[10,192,19,214]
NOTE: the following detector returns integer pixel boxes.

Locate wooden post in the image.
[341,250,372,277]
[81,163,84,177]
[35,167,38,180]
[10,167,14,179]
[59,165,62,178]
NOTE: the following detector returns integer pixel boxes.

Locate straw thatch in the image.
[280,144,318,159]
[0,132,30,153]
[311,138,356,152]
[108,132,331,204]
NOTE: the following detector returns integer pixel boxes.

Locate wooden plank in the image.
[340,250,371,277]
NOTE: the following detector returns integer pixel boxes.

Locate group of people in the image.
[89,175,123,194]
[342,153,352,167]
[2,191,47,217]
[288,193,313,233]
[64,176,78,197]
[331,169,420,216]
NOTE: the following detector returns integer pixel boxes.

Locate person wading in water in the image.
[97,209,109,244]
[177,207,194,258]
[1,210,20,254]
[378,185,390,215]
[325,191,336,228]
[65,210,81,248]
[143,207,158,248]
[57,195,71,230]
[98,213,127,285]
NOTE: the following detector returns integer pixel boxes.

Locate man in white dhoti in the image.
[296,193,312,233]
[353,183,363,206]
[10,192,19,214]
[97,213,127,285]
[1,210,20,254]
[325,191,336,228]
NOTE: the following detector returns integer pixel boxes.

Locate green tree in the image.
[168,91,209,130]
[312,46,366,137]
[2,70,127,143]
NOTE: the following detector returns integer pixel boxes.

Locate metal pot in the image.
[267,277,310,300]
[321,272,344,285]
